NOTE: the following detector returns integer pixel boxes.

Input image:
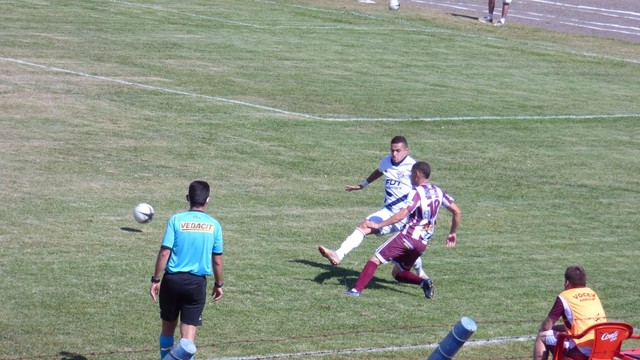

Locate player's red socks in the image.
[353,260,379,292]
[394,270,423,285]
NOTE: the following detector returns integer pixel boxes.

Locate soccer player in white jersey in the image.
[318,136,429,279]
[345,161,461,298]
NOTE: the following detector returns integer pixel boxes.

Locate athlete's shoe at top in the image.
[421,278,434,299]
[345,288,361,297]
[478,16,493,24]
[318,245,340,266]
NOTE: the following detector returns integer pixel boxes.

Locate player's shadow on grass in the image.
[120,227,143,233]
[293,259,415,296]
[60,352,87,360]
[450,13,480,21]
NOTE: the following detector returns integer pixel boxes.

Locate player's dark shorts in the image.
[375,233,427,271]
[159,272,207,326]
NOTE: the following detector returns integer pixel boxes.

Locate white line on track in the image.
[1,56,638,122]
[208,335,536,360]
[414,0,640,40]
[560,21,640,36]
[527,0,640,18]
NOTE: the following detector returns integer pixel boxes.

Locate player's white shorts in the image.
[540,330,561,347]
[367,208,407,236]
[540,330,591,357]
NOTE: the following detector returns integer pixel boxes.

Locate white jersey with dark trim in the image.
[378,155,416,213]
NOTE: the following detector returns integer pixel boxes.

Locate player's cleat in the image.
[478,16,493,24]
[421,278,434,299]
[318,245,340,266]
[344,288,361,297]
[494,19,505,27]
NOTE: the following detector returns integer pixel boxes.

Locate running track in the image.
[409,0,640,43]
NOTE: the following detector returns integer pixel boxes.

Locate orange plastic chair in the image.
[552,322,637,360]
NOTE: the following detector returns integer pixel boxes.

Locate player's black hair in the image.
[188,180,210,207]
[391,135,408,147]
[412,162,431,179]
[565,265,587,286]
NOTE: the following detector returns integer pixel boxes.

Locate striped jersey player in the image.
[318,136,429,278]
[345,161,461,298]
[399,181,454,243]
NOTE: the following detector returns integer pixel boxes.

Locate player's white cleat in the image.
[344,288,362,297]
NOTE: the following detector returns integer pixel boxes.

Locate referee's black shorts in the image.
[159,272,207,326]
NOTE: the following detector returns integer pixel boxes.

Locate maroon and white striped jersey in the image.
[401,182,454,243]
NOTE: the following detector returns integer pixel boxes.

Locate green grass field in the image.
[1,1,639,359]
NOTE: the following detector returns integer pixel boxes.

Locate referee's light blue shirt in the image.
[161,210,223,276]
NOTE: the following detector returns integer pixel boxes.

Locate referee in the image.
[150,180,224,360]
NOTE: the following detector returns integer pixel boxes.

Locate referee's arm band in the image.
[360,180,369,188]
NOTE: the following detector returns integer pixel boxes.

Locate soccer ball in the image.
[389,0,400,10]
[133,203,154,223]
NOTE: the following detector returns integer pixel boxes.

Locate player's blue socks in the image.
[160,335,174,360]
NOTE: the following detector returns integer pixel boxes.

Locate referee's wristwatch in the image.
[151,276,161,284]
[214,282,224,289]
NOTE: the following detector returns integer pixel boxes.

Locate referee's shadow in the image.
[292,259,416,296]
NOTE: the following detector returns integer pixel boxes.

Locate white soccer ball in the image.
[389,0,400,10]
[133,203,154,223]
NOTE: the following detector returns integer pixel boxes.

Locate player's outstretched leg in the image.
[319,227,366,266]
[318,245,340,266]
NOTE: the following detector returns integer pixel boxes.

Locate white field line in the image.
[111,0,341,29]
[323,114,640,122]
[1,56,639,122]
[0,57,322,120]
[208,335,536,360]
